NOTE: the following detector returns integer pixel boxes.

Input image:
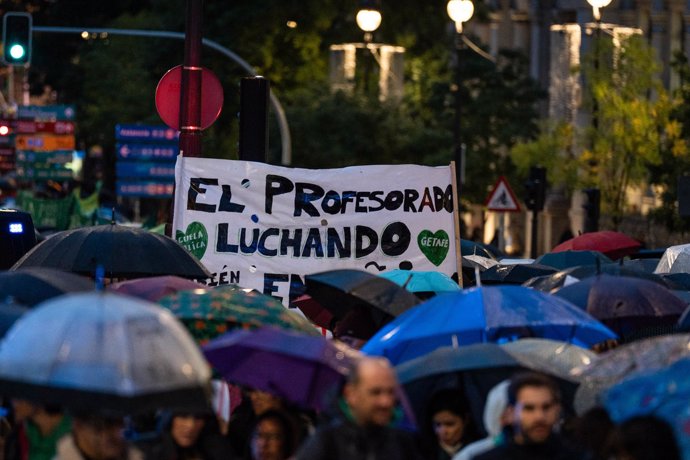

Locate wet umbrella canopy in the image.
[304,269,422,328]
[158,285,320,343]
[0,292,211,414]
[203,327,362,411]
[361,285,616,365]
[551,231,641,260]
[12,224,210,280]
[0,267,94,306]
[108,275,208,302]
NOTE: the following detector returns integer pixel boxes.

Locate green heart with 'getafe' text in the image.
[417,229,450,266]
[176,221,208,260]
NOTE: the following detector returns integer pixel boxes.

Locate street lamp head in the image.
[587,0,612,21]
[356,8,382,33]
[447,0,474,33]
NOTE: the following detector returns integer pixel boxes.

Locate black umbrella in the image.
[12,224,210,280]
[0,267,94,306]
[555,274,686,340]
[480,263,557,285]
[524,263,670,293]
[304,269,422,328]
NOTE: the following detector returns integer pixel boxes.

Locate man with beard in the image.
[472,372,585,460]
[295,357,422,460]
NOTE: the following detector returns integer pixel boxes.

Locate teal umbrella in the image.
[536,250,612,270]
[378,270,460,294]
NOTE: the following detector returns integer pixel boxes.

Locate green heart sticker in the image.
[176,221,208,260]
[417,229,450,266]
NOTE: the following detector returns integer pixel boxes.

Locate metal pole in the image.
[453,31,463,232]
[530,210,538,259]
[179,0,203,158]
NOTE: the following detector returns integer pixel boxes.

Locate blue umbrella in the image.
[378,270,460,294]
[604,357,690,458]
[361,285,616,365]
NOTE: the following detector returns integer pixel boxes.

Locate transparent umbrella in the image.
[0,292,211,415]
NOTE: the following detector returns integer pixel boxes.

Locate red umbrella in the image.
[550,231,641,260]
[291,294,333,330]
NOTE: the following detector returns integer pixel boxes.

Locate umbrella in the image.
[554,274,686,339]
[460,239,500,259]
[523,263,671,293]
[396,344,524,436]
[535,250,612,270]
[202,327,362,411]
[480,263,558,285]
[500,338,596,383]
[572,334,690,415]
[291,294,334,330]
[0,292,211,414]
[603,357,690,456]
[361,285,616,365]
[655,243,690,274]
[396,341,590,436]
[158,285,320,343]
[378,269,460,295]
[12,224,210,280]
[550,230,641,260]
[0,302,29,338]
[304,269,422,328]
[462,255,498,271]
[108,275,208,302]
[0,267,94,306]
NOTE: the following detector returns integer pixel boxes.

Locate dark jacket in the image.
[472,433,585,460]
[139,420,237,460]
[295,419,423,460]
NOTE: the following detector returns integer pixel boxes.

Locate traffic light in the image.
[582,188,600,233]
[524,166,547,212]
[2,12,32,66]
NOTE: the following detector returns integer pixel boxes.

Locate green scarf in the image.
[25,415,72,460]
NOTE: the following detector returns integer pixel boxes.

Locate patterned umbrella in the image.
[158,285,319,343]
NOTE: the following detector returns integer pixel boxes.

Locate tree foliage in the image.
[20,0,544,207]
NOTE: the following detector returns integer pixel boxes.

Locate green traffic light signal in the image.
[2,12,32,66]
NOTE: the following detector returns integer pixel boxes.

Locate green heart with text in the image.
[176,221,208,260]
[417,229,450,266]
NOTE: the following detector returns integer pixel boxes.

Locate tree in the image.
[511,33,686,228]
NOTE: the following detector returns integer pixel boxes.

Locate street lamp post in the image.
[587,0,612,22]
[356,0,382,94]
[356,0,382,44]
[446,0,474,222]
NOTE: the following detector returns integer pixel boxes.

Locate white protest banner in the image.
[173,157,457,304]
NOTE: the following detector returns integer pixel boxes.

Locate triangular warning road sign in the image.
[485,176,521,212]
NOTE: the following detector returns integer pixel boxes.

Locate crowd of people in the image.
[0,354,682,460]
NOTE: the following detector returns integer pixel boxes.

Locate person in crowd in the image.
[566,407,614,460]
[227,389,310,459]
[4,400,71,460]
[473,372,585,460]
[295,356,423,460]
[421,389,477,460]
[453,380,510,460]
[140,410,235,460]
[53,411,144,460]
[249,410,296,460]
[604,415,681,460]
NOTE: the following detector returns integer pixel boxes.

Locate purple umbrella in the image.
[202,327,362,411]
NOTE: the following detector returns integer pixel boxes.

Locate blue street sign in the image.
[18,105,76,121]
[116,161,175,179]
[115,124,179,143]
[116,181,174,198]
[116,143,178,161]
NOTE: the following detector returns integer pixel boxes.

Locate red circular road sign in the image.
[155,65,224,130]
